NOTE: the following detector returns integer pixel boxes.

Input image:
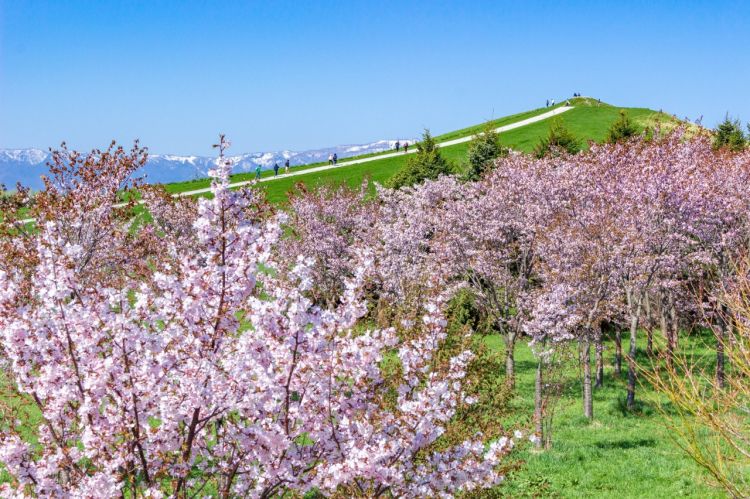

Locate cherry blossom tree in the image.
[0,137,511,497]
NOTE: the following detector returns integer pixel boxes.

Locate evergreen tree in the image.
[533,118,581,158]
[714,114,747,151]
[605,110,639,144]
[388,129,454,189]
[465,122,509,181]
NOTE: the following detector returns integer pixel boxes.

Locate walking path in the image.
[175,105,573,197]
[18,105,573,224]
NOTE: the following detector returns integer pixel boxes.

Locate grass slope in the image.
[166,97,676,203]
[251,99,677,204]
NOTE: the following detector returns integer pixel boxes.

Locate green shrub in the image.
[533,118,581,158]
[465,122,509,181]
[387,129,454,189]
[605,110,639,144]
[713,114,746,151]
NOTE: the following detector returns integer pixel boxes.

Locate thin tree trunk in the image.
[669,294,679,353]
[505,333,516,389]
[581,335,593,419]
[614,329,622,377]
[659,293,672,369]
[534,355,543,449]
[716,309,727,389]
[626,312,639,410]
[645,294,654,356]
[595,325,604,388]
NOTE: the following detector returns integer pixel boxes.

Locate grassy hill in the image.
[163,97,680,204]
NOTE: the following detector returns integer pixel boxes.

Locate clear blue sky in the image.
[1,0,748,155]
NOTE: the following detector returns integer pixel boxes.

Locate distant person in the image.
[333,153,338,165]
[395,140,400,152]
[551,99,555,106]
[285,159,290,174]
[403,141,409,153]
[255,164,262,180]
[546,99,549,107]
[328,153,333,165]
[273,162,279,176]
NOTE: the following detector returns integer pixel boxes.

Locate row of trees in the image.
[286,126,750,451]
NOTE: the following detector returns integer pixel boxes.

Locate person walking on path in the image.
[546,99,549,107]
[254,164,262,180]
[284,159,290,174]
[273,162,280,176]
[333,153,338,165]
[395,140,400,152]
[328,153,333,165]
[403,141,409,153]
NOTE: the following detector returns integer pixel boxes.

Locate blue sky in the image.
[1,0,748,155]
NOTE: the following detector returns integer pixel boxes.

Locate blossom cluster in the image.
[0,138,510,497]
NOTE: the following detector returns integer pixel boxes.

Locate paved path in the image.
[175,105,573,197]
[18,105,573,224]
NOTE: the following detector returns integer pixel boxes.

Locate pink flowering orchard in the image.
[0,138,510,497]
[2,126,750,495]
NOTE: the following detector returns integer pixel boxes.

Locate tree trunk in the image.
[534,356,543,449]
[595,325,604,388]
[626,312,639,410]
[614,329,622,377]
[505,333,517,389]
[669,294,679,353]
[716,310,727,389]
[581,335,593,419]
[645,294,654,356]
[659,294,672,369]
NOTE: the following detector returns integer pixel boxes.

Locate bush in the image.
[605,110,639,144]
[388,129,454,189]
[465,123,509,181]
[533,118,581,158]
[713,114,746,151]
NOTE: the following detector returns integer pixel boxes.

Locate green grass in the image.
[162,98,677,201]
[250,102,676,205]
[488,332,724,498]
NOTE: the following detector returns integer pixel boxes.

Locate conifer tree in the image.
[465,122,509,180]
[533,118,581,158]
[388,129,454,189]
[605,110,639,144]
[713,114,746,151]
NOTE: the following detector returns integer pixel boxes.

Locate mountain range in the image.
[0,138,415,191]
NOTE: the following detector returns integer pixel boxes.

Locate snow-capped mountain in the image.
[0,139,415,191]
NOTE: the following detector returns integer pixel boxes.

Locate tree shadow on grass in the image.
[608,395,658,417]
[594,437,657,450]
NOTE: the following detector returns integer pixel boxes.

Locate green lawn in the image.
[252,102,676,205]
[489,332,724,498]
[163,98,676,201]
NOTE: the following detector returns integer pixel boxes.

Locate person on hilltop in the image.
[254,164,262,180]
[333,153,338,165]
[546,99,549,107]
[395,140,400,152]
[328,153,333,165]
[273,162,280,176]
[403,141,409,153]
[285,158,290,174]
